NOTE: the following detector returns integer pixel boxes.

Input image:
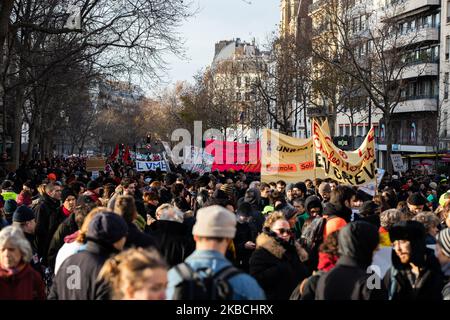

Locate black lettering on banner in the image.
[362,161,376,179]
[322,156,331,174]
[355,170,366,185]
[333,166,342,180]
[341,171,354,185]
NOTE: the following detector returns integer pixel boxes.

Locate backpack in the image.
[172,263,242,300]
[300,216,327,254]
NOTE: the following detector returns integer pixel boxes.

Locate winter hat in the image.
[4,199,17,215]
[220,184,234,198]
[87,180,100,191]
[1,180,13,190]
[262,205,275,216]
[437,229,450,258]
[359,201,380,217]
[244,188,260,206]
[407,193,427,206]
[305,195,323,214]
[16,191,32,207]
[12,205,35,223]
[389,220,426,243]
[192,205,236,239]
[86,211,128,245]
[294,182,307,195]
[286,183,295,192]
[47,173,57,181]
[318,182,331,195]
[429,182,437,190]
[61,188,76,203]
[389,220,427,267]
[280,203,298,220]
[237,202,252,218]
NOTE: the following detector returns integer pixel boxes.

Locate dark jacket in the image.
[234,221,256,272]
[48,241,114,300]
[249,232,308,300]
[315,221,388,300]
[323,202,353,223]
[0,264,46,300]
[383,248,444,300]
[34,194,64,265]
[125,221,157,250]
[24,232,42,274]
[150,220,195,267]
[47,213,79,271]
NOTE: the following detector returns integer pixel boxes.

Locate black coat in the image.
[315,221,388,300]
[151,220,195,267]
[125,221,157,250]
[34,194,64,265]
[234,222,255,272]
[383,248,444,300]
[47,241,114,300]
[47,213,79,270]
[249,232,308,300]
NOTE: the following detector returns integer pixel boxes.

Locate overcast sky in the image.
[158,0,280,91]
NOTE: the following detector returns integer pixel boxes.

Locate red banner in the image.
[205,140,261,173]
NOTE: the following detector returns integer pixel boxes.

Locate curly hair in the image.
[263,211,286,229]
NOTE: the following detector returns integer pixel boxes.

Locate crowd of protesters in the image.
[0,156,449,300]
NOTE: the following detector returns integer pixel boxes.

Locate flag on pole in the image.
[110,144,119,161]
[123,145,132,165]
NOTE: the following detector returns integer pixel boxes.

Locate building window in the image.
[445,73,449,100]
[447,1,450,23]
[236,92,241,101]
[339,126,344,136]
[236,77,241,87]
[446,36,450,60]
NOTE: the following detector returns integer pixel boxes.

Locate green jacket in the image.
[1,191,17,201]
[293,212,309,239]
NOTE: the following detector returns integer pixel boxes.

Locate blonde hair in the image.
[263,211,286,229]
[76,207,108,243]
[98,248,167,300]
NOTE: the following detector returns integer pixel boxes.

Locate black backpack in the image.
[301,216,327,253]
[172,263,242,300]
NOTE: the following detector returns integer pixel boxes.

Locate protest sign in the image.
[136,160,169,172]
[390,154,405,172]
[86,158,106,172]
[313,120,377,186]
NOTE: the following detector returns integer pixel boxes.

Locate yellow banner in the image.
[261,129,326,183]
[312,120,377,185]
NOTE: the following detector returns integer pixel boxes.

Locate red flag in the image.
[110,144,119,161]
[123,145,131,165]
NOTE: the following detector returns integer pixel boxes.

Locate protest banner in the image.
[205,140,261,173]
[182,145,214,174]
[86,158,106,172]
[261,129,326,183]
[359,168,385,197]
[312,120,377,186]
[136,160,169,172]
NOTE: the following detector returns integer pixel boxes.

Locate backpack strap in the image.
[174,263,196,281]
[213,265,242,282]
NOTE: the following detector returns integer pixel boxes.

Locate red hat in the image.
[48,173,57,181]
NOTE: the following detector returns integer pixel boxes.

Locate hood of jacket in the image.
[323,202,352,222]
[305,195,323,215]
[244,188,261,208]
[338,221,379,269]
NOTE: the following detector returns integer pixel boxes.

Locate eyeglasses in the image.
[274,228,291,235]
